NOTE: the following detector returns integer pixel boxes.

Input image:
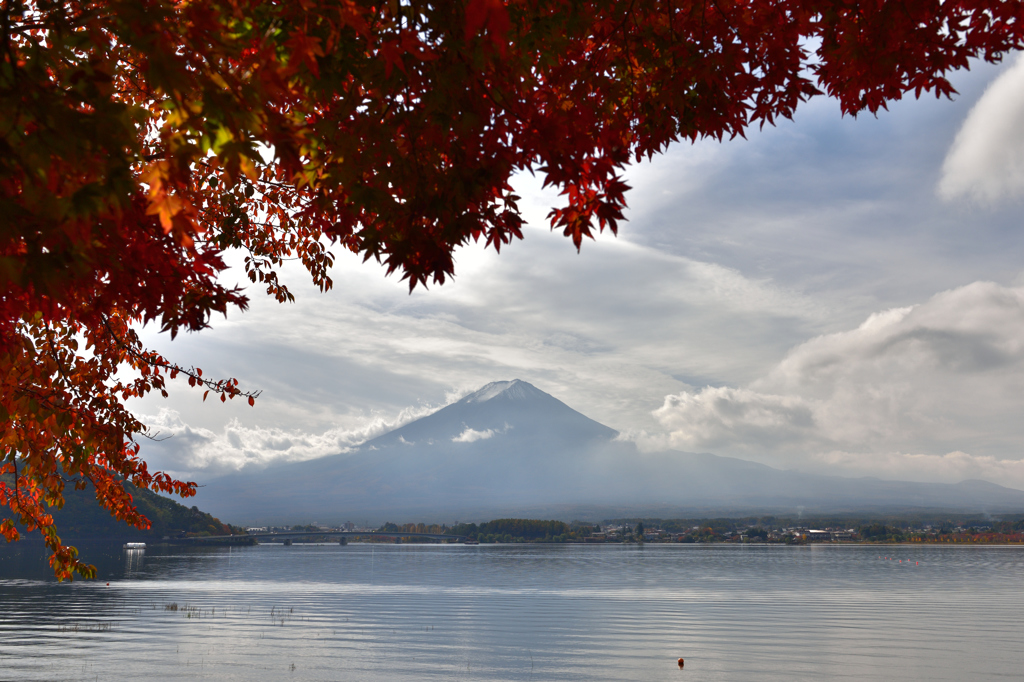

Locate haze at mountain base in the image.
[194,381,1024,524]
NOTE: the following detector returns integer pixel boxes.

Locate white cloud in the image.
[652,387,820,452]
[452,427,495,443]
[452,422,513,443]
[939,54,1024,203]
[651,281,1024,485]
[136,401,444,479]
[133,226,826,443]
[810,450,1024,487]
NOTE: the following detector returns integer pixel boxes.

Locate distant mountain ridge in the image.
[194,380,1024,524]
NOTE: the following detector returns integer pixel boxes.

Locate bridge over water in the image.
[185,531,470,545]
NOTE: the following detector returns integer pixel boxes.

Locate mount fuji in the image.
[194,380,1024,524]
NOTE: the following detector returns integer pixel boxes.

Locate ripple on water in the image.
[0,543,1023,681]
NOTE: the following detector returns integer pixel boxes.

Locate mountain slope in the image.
[198,380,621,520]
[194,380,1024,523]
[364,379,617,448]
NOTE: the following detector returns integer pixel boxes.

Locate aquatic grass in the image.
[58,622,116,632]
[163,603,209,618]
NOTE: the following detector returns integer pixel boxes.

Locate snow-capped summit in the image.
[461,379,540,403]
[364,379,617,449]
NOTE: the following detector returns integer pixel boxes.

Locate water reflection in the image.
[123,547,144,577]
[0,543,1022,682]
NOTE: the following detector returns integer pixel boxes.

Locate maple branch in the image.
[624,0,640,123]
[44,335,76,394]
[6,455,50,539]
[0,33,27,141]
[708,0,740,42]
[591,0,639,55]
[6,20,47,35]
[12,454,21,517]
[14,381,78,419]
[100,320,262,402]
[194,159,293,189]
[474,76,529,126]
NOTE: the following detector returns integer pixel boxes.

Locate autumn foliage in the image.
[2,0,1022,578]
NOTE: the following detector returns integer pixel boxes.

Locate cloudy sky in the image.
[133,54,1024,489]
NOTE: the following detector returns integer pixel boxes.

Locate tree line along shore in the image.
[15,483,1024,546]
[275,516,1024,545]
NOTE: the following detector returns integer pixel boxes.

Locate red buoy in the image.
[677,658,685,668]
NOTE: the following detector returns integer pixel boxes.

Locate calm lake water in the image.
[1,542,1022,681]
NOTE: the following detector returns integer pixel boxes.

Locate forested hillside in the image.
[48,482,238,539]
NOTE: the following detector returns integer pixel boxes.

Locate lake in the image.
[1,542,1022,681]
